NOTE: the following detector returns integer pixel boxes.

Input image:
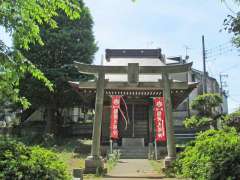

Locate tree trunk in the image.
[55,109,64,137]
[45,107,56,135]
[83,106,87,123]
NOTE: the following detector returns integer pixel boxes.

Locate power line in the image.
[223,0,238,15]
[205,41,238,60]
[206,41,232,52]
[229,96,240,104]
[206,42,235,53]
[221,63,240,72]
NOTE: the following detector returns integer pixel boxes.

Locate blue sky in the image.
[0,0,239,112]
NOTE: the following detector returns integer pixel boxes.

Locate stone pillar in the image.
[162,73,176,167]
[85,71,105,173]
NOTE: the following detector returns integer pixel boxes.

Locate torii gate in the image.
[74,61,193,173]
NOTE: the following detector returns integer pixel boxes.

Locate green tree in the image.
[222,0,240,47]
[222,108,240,132]
[0,0,81,108]
[183,93,223,129]
[16,1,97,135]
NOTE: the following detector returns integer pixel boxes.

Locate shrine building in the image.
[70,48,199,172]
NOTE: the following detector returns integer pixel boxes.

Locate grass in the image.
[59,151,85,172]
[149,160,164,174]
[149,160,186,179]
[106,159,117,172]
[106,151,120,172]
[2,134,113,179]
[55,138,105,179]
[53,138,93,178]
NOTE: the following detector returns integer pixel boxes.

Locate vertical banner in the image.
[153,97,166,142]
[110,96,121,139]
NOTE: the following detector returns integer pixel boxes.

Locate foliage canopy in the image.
[222,0,240,47]
[1,0,81,49]
[183,93,222,129]
[16,0,97,134]
[0,0,82,108]
[174,128,240,180]
[222,108,240,132]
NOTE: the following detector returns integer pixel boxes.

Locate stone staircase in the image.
[134,121,148,138]
[119,138,148,159]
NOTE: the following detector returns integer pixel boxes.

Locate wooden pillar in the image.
[148,100,153,144]
[162,73,176,167]
[85,71,105,173]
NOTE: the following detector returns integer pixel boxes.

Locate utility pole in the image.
[202,35,207,94]
[184,45,190,61]
[220,74,223,96]
[219,73,228,113]
[219,73,228,96]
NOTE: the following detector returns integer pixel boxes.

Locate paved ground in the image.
[102,159,175,180]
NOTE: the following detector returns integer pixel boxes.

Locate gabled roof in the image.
[105,49,162,61]
[69,81,198,109]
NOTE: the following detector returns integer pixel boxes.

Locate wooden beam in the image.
[139,63,192,74]
[74,61,127,74]
[74,61,192,75]
[69,81,197,90]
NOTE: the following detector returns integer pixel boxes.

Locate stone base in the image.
[84,156,105,174]
[164,156,176,168]
[73,168,83,179]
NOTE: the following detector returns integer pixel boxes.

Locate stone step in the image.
[134,126,148,129]
[111,145,167,159]
[134,131,148,134]
[119,151,148,159]
[134,131,147,133]
[135,122,147,123]
[120,153,148,156]
[122,138,144,147]
[120,156,148,159]
[118,145,148,159]
[119,149,148,153]
[135,122,148,124]
[134,125,148,127]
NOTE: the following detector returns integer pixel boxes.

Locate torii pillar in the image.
[162,73,176,167]
[85,71,105,173]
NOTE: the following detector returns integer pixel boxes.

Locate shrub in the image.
[107,150,120,172]
[0,137,70,180]
[183,93,223,129]
[222,110,240,132]
[174,128,240,180]
[183,115,211,129]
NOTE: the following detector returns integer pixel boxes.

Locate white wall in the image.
[103,57,188,82]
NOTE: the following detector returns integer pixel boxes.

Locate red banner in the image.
[153,97,166,142]
[110,96,121,139]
